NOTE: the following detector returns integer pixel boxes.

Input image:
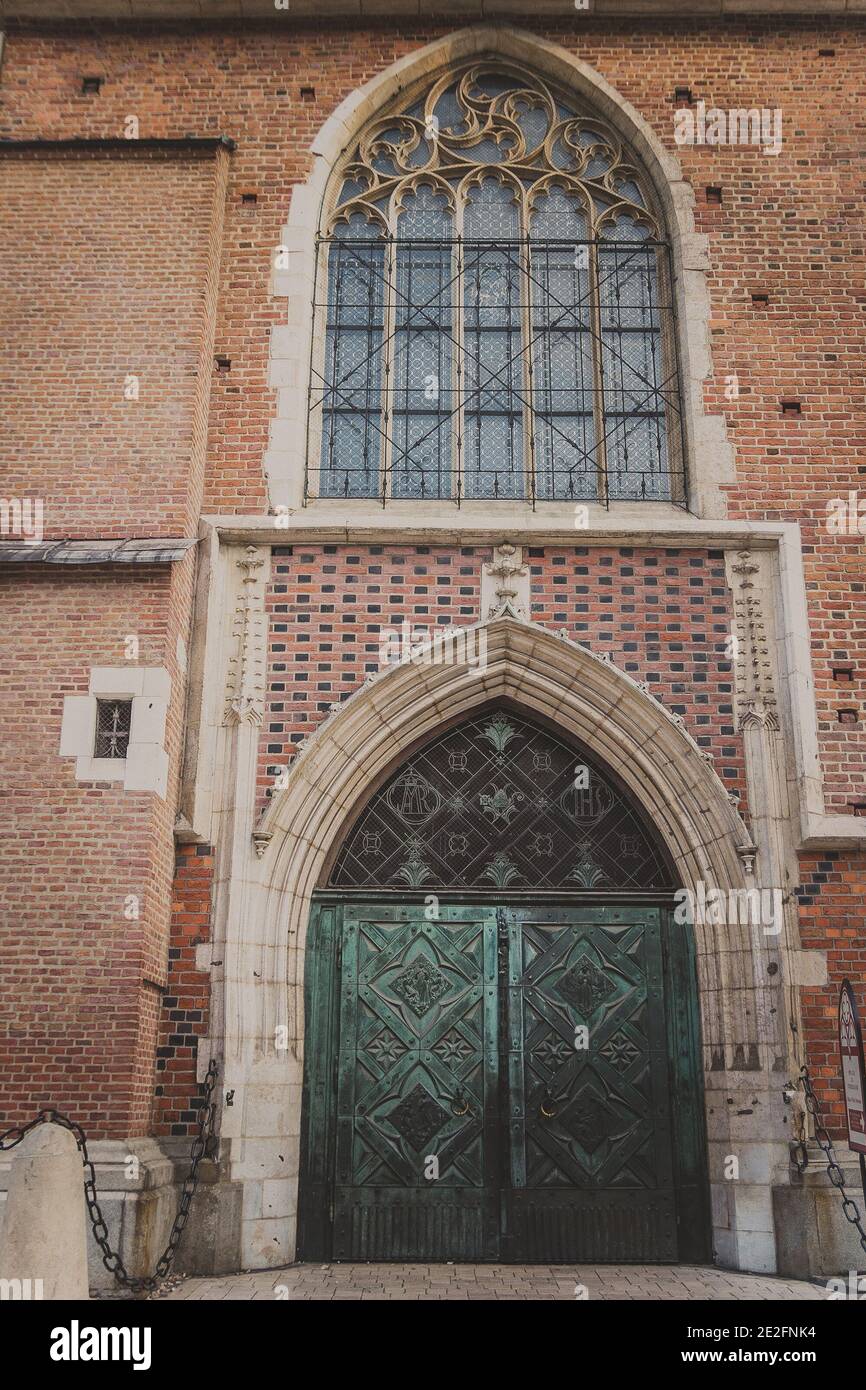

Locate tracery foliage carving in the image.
[327,63,658,238]
[312,62,682,506]
[328,708,674,891]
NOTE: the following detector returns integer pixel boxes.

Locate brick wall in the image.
[0,53,228,1130]
[0,562,189,1135]
[153,844,213,1139]
[1,16,864,1140]
[0,145,228,540]
[797,851,866,1125]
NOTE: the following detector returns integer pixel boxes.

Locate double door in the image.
[300,900,705,1263]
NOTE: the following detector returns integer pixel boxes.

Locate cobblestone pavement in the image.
[163,1263,827,1301]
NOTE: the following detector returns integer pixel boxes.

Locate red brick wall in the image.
[0,562,190,1136]
[153,844,213,1139]
[0,57,228,1131]
[0,145,228,540]
[1,17,864,1140]
[797,851,866,1127]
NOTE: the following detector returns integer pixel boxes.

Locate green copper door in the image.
[299,899,707,1263]
[501,905,677,1262]
[332,903,499,1261]
[298,710,708,1261]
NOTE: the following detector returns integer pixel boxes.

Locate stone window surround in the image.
[266,24,734,521]
[59,666,171,798]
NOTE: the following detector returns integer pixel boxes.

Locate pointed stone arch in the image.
[266,24,734,517]
[257,615,757,1060]
[220,612,786,1270]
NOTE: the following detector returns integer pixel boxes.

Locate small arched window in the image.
[308,63,685,507]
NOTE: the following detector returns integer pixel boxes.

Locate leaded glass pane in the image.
[463,179,524,500]
[330,708,674,890]
[530,187,596,501]
[513,101,549,154]
[319,215,386,498]
[599,216,669,501]
[392,186,455,499]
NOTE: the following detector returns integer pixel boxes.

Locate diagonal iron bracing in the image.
[308,236,687,508]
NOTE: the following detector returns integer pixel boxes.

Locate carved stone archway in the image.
[219,612,789,1272]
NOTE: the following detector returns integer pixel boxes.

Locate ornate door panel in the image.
[300,899,699,1263]
[502,906,678,1261]
[332,904,500,1260]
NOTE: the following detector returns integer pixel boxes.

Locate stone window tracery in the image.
[308,62,685,507]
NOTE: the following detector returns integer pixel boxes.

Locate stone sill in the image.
[207,507,796,548]
[791,1141,866,1189]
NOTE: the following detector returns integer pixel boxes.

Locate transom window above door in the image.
[307,63,686,507]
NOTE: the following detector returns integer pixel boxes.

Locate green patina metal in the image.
[298,897,709,1263]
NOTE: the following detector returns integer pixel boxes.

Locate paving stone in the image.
[165,1262,827,1302]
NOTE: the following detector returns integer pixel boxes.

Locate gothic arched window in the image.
[308,63,685,507]
[328,707,675,891]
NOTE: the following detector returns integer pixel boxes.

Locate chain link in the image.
[796,1063,866,1257]
[0,1059,219,1294]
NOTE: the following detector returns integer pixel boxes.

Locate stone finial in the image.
[481,542,530,621]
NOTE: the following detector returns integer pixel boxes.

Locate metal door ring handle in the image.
[540,1101,557,1119]
[452,1099,470,1116]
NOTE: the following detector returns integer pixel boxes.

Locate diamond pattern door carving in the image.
[325,901,681,1262]
[333,905,500,1260]
[502,906,678,1261]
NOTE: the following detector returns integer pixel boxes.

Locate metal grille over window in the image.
[329,708,675,890]
[308,63,686,508]
[94,699,132,759]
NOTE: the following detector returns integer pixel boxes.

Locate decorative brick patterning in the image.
[153,845,214,1139]
[258,544,488,814]
[529,546,748,812]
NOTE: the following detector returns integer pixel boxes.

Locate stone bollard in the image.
[0,1122,89,1300]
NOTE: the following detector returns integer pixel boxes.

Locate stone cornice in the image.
[203,510,798,549]
[1,2,862,22]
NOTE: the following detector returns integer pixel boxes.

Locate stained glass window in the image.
[328,708,675,891]
[309,63,685,506]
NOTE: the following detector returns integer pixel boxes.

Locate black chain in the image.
[797,1063,866,1257]
[0,1059,219,1294]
